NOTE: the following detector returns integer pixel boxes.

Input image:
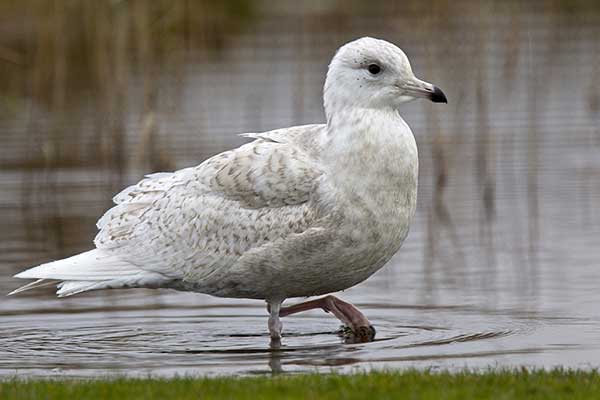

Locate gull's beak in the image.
[400,77,448,104]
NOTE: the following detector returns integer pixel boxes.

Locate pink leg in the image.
[272,295,376,342]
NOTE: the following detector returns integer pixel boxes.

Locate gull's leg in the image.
[267,299,283,346]
[278,295,375,342]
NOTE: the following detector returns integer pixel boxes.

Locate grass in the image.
[2,370,600,400]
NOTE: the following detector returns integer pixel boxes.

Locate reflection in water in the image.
[1,1,600,376]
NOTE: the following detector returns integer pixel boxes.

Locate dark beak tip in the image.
[431,86,448,104]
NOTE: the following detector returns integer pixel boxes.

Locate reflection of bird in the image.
[10,37,446,343]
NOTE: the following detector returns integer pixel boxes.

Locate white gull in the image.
[10,37,447,343]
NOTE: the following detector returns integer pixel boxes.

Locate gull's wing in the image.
[94,124,327,281]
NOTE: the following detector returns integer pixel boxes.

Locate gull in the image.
[10,37,446,343]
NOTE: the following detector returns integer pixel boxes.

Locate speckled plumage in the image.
[12,37,443,314]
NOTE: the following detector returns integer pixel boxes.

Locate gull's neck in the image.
[320,105,419,232]
[321,106,418,181]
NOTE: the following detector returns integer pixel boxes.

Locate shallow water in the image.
[1,2,600,377]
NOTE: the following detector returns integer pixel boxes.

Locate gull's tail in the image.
[8,249,170,297]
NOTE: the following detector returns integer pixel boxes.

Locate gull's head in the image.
[324,37,447,118]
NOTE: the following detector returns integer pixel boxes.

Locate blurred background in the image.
[0,0,599,376]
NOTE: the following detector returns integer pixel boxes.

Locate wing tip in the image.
[7,278,55,296]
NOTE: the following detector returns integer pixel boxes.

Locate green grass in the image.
[2,370,600,400]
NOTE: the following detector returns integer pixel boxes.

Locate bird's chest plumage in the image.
[327,163,417,283]
[313,112,419,291]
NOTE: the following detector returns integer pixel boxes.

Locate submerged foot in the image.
[338,324,376,343]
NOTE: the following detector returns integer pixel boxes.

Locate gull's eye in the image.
[367,63,381,75]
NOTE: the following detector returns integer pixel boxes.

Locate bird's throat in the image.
[322,108,418,195]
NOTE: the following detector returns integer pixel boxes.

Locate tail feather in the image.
[56,281,104,297]
[14,250,142,281]
[10,249,171,296]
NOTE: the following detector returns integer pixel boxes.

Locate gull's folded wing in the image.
[93,125,327,282]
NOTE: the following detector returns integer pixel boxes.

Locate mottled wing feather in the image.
[93,125,324,280]
[210,140,320,208]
